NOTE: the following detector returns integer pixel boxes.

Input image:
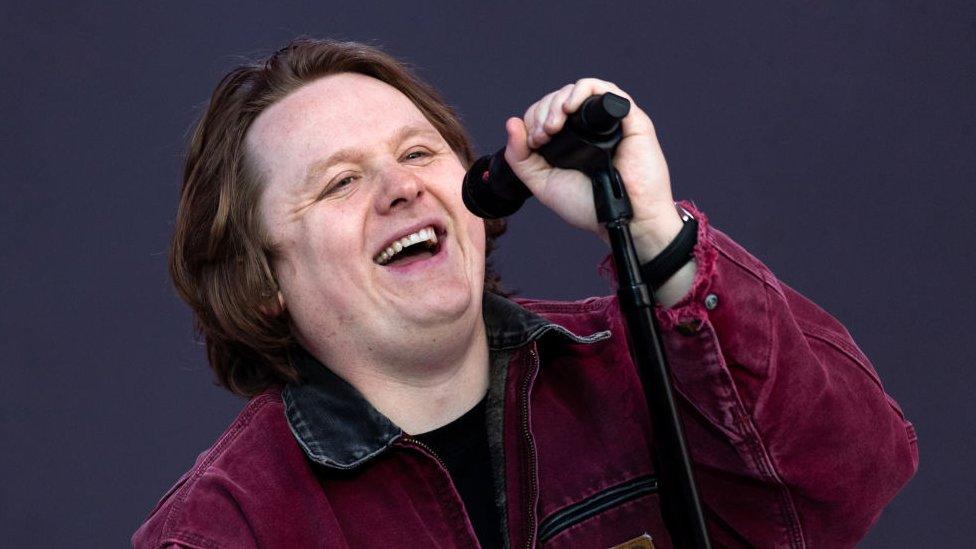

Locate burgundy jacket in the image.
[132,203,917,548]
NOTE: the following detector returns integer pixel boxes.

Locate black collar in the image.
[282,293,610,470]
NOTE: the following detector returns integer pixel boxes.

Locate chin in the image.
[402,279,479,326]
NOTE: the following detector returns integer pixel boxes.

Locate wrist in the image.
[638,205,698,291]
[632,206,685,263]
[655,259,697,308]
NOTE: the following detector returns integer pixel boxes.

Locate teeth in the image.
[374,226,439,265]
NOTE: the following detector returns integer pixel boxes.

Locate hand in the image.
[504,78,684,261]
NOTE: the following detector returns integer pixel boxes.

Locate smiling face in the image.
[247,72,487,366]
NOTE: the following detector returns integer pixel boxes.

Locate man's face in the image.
[247,73,486,361]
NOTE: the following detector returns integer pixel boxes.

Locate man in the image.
[134,38,917,548]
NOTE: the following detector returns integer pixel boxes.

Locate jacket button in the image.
[704,293,719,310]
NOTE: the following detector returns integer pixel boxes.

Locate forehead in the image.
[245,72,434,182]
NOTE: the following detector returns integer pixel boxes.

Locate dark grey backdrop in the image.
[2,1,973,547]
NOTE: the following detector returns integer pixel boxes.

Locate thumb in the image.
[503,117,532,165]
[503,116,553,196]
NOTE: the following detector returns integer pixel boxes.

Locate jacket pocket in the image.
[538,475,659,543]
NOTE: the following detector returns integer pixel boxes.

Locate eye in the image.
[403,149,431,161]
[318,174,359,199]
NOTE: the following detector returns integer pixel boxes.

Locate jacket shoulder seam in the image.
[155,392,281,545]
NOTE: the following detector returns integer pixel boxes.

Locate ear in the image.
[259,290,286,317]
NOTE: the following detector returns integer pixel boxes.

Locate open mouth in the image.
[374,225,446,267]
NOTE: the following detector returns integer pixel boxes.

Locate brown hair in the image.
[170,37,507,397]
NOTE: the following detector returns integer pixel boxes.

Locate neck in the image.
[302,311,491,435]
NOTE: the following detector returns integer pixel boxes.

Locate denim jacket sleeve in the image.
[605,200,918,547]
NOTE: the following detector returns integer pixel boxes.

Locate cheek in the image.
[278,212,361,288]
[301,214,362,273]
[439,161,483,241]
[470,216,487,255]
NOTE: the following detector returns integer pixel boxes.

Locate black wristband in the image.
[640,208,698,290]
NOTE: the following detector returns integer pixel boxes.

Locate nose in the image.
[374,164,424,214]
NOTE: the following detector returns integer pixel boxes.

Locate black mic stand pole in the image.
[591,163,711,549]
[537,95,711,548]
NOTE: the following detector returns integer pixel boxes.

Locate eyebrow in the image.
[302,123,443,187]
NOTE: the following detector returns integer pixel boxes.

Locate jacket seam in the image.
[733,408,806,548]
[720,283,805,549]
[797,322,886,391]
[794,321,862,363]
[756,282,806,548]
[714,234,771,288]
[161,530,219,549]
[156,393,278,546]
[786,284,911,423]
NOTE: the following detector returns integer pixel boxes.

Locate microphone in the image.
[462,92,631,219]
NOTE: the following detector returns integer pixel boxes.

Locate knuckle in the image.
[536,104,550,122]
[577,76,604,87]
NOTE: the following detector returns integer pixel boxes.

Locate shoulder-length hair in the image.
[170,38,506,396]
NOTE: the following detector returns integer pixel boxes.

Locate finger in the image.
[542,83,575,135]
[564,78,654,137]
[522,101,541,149]
[564,78,632,115]
[529,89,561,148]
[503,116,532,164]
[504,116,555,196]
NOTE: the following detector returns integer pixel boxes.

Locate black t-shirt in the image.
[414,397,502,548]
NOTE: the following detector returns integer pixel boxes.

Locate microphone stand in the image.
[535,94,711,548]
